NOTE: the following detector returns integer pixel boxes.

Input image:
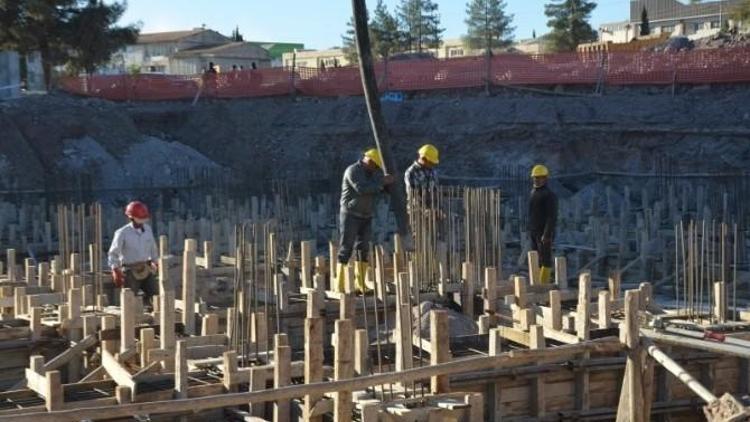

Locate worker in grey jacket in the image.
[336,148,394,292]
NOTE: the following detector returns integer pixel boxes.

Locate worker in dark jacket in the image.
[528,164,558,284]
[336,148,394,292]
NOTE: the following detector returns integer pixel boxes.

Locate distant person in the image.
[528,165,558,284]
[335,149,394,293]
[232,64,238,71]
[320,61,327,71]
[404,144,440,202]
[108,201,159,307]
[251,62,257,70]
[206,62,217,74]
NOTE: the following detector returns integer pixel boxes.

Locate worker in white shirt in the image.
[108,201,159,307]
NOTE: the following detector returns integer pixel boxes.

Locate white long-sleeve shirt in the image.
[107,223,158,269]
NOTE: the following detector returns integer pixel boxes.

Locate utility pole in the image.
[351,0,412,244]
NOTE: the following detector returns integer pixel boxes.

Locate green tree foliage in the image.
[731,0,750,24]
[640,6,650,36]
[0,0,139,87]
[464,0,514,52]
[544,0,598,52]
[371,0,400,60]
[397,0,444,53]
[65,1,138,75]
[231,25,243,42]
[341,15,360,66]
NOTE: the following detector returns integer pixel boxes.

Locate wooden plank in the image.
[274,335,291,422]
[101,350,135,391]
[431,310,450,394]
[528,251,540,286]
[45,371,62,411]
[182,239,197,335]
[120,289,135,353]
[43,334,97,372]
[160,289,176,371]
[175,340,188,400]
[304,317,324,422]
[334,319,353,422]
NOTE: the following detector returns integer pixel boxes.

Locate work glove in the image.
[111,268,125,288]
[150,260,159,273]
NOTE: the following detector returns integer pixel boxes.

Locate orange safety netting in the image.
[59,47,750,102]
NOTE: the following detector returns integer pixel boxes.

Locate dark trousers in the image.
[337,212,373,264]
[124,270,157,307]
[530,232,553,268]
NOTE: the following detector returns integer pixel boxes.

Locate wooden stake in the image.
[202,314,219,336]
[334,319,354,422]
[120,288,135,353]
[598,290,611,329]
[430,310,450,394]
[274,336,291,422]
[462,262,475,317]
[528,251,541,286]
[484,267,497,315]
[304,317,324,422]
[44,370,62,411]
[160,289,176,371]
[355,329,368,376]
[555,256,567,289]
[301,240,313,289]
[175,340,188,400]
[182,239,197,335]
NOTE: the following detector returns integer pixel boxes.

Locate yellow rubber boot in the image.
[335,263,347,293]
[540,266,552,284]
[354,261,370,293]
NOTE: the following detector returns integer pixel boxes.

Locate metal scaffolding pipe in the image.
[644,338,717,404]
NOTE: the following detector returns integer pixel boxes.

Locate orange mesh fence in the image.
[59,48,750,101]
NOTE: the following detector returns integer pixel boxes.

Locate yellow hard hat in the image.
[531,164,549,178]
[418,144,439,164]
[364,148,383,169]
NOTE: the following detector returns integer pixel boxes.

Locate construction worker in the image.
[108,201,159,307]
[529,165,558,284]
[336,148,395,292]
[404,144,440,200]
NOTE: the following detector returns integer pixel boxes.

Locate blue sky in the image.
[120,0,631,49]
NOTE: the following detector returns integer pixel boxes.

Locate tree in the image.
[231,25,243,42]
[371,0,400,60]
[533,29,537,39]
[464,0,514,53]
[397,0,444,53]
[341,15,360,65]
[730,0,750,26]
[65,0,139,75]
[544,0,597,52]
[0,0,139,87]
[640,6,650,36]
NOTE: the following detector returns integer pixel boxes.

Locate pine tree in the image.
[544,0,598,52]
[464,0,514,52]
[341,16,360,65]
[640,6,650,36]
[231,26,244,42]
[397,0,444,53]
[371,0,400,60]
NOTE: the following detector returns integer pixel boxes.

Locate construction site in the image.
[2,1,750,421]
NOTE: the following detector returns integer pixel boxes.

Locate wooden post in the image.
[140,328,155,367]
[30,307,41,341]
[639,282,653,311]
[528,251,541,286]
[555,256,567,289]
[484,267,497,315]
[714,281,726,323]
[38,262,49,288]
[120,288,135,353]
[202,314,219,336]
[462,262,475,317]
[45,370,62,411]
[576,273,591,341]
[355,329,368,376]
[395,273,412,373]
[548,290,562,331]
[306,289,323,318]
[182,239,197,335]
[608,271,621,300]
[203,240,213,270]
[25,258,36,287]
[6,249,16,282]
[339,294,355,321]
[159,235,169,257]
[222,351,238,392]
[160,289,176,371]
[530,324,546,417]
[101,315,117,355]
[488,328,504,420]
[274,334,291,422]
[14,287,26,317]
[430,310,450,394]
[301,240,313,289]
[514,276,528,308]
[115,385,131,405]
[334,319,354,422]
[304,317,324,422]
[598,290,611,329]
[616,290,646,422]
[175,340,188,400]
[252,312,268,354]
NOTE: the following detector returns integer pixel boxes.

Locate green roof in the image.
[247,41,304,59]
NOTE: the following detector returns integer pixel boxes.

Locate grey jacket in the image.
[340,161,384,218]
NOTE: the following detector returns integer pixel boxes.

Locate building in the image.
[247,42,305,67]
[282,48,349,69]
[600,0,745,43]
[107,28,296,74]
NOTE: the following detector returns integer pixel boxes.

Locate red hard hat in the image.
[125,201,149,219]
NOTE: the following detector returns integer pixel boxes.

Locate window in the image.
[449,48,464,58]
[662,25,674,34]
[693,23,702,32]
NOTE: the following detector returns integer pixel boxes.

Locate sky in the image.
[119,0,633,50]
